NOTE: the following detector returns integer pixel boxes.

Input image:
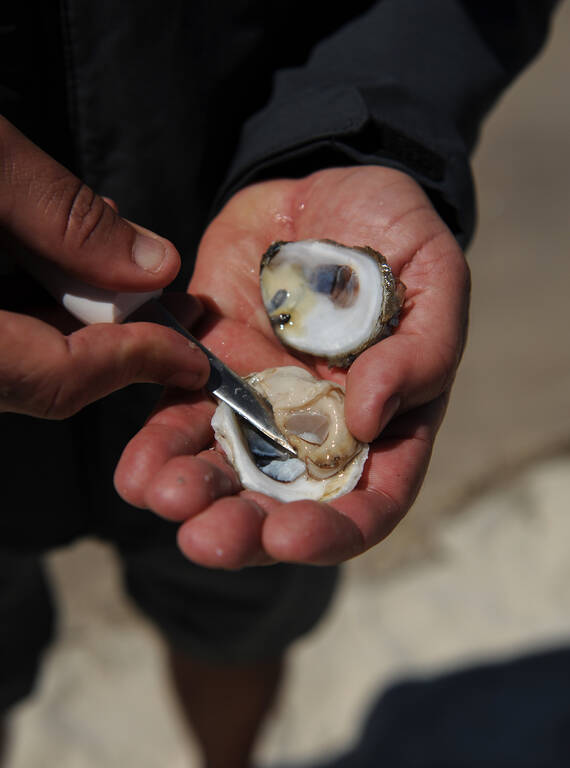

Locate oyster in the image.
[260,239,404,367]
[211,366,368,502]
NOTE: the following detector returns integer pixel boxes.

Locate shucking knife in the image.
[28,261,296,456]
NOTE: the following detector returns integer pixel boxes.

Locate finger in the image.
[0,116,179,289]
[175,400,444,569]
[345,240,469,442]
[0,311,210,418]
[114,394,216,508]
[260,397,447,565]
[177,497,270,570]
[332,396,448,551]
[261,500,364,565]
[144,452,241,522]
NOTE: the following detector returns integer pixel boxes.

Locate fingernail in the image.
[133,233,166,273]
[379,394,401,434]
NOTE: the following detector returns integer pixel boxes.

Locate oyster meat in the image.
[211,366,368,502]
[260,239,404,367]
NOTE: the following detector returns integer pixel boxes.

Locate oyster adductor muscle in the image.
[260,239,405,367]
[211,366,368,502]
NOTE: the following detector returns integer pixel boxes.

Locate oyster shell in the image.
[212,366,368,502]
[260,239,404,367]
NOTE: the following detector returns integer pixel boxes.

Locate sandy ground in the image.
[4,4,570,766]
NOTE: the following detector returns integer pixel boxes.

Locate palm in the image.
[115,167,469,567]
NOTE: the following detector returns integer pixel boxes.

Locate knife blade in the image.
[127,298,296,455]
[26,261,296,456]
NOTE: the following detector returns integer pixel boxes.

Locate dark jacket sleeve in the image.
[217,0,559,249]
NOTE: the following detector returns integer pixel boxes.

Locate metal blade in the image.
[126,298,296,456]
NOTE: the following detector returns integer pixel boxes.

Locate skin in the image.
[0,116,210,418]
[1,117,467,768]
[115,166,470,568]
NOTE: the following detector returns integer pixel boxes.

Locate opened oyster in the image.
[212,366,368,502]
[260,239,404,367]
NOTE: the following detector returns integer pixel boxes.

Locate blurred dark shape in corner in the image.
[281,646,570,768]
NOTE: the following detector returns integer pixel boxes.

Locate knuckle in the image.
[38,384,73,420]
[39,371,83,419]
[34,374,79,421]
[429,340,457,392]
[0,372,75,420]
[0,122,18,223]
[33,344,83,420]
[61,180,110,249]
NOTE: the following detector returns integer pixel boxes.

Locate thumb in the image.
[0,116,180,291]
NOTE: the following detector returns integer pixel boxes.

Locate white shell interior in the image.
[261,240,385,358]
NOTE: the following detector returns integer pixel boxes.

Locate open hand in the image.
[115,166,470,568]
